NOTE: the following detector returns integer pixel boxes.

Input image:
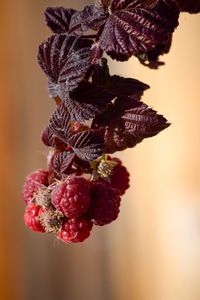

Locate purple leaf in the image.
[41,126,56,147]
[62,94,99,122]
[38,34,93,97]
[70,82,113,103]
[176,0,200,13]
[48,80,60,99]
[93,98,170,153]
[107,75,149,97]
[41,126,66,148]
[90,42,103,64]
[68,5,107,35]
[68,129,105,161]
[110,0,143,11]
[50,150,76,175]
[65,82,114,121]
[91,58,110,86]
[44,7,76,33]
[92,58,149,98]
[73,157,93,173]
[48,103,71,144]
[137,35,172,69]
[99,0,179,62]
[151,0,180,31]
[118,98,170,138]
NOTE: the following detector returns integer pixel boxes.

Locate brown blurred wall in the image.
[0,2,200,300]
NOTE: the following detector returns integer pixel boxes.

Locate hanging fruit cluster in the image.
[22,0,199,243]
[23,156,129,242]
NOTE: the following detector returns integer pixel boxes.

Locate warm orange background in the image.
[0,2,200,300]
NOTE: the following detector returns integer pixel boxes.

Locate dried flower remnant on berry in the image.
[39,208,64,233]
[97,158,117,178]
[22,0,198,243]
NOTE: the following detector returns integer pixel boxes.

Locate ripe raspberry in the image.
[22,169,49,203]
[51,176,90,218]
[89,181,121,226]
[58,217,93,243]
[107,156,122,166]
[110,163,130,195]
[24,203,45,232]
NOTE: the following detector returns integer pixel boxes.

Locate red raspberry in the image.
[22,169,49,203]
[58,217,93,243]
[89,181,121,226]
[24,203,45,232]
[107,156,122,166]
[51,176,90,218]
[110,163,130,195]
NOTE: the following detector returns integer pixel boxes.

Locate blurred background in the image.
[0,1,200,300]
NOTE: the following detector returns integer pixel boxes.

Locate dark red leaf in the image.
[110,0,143,11]
[91,58,110,86]
[62,94,98,122]
[50,150,76,175]
[73,157,93,173]
[41,126,55,147]
[66,82,113,121]
[45,7,76,33]
[41,126,66,148]
[92,58,149,98]
[68,5,107,35]
[68,129,105,161]
[64,67,148,121]
[137,35,172,69]
[118,98,170,138]
[47,81,58,99]
[176,0,200,13]
[93,98,170,153]
[48,103,71,144]
[151,0,180,31]
[99,0,179,62]
[107,75,149,97]
[38,34,93,97]
[90,42,104,64]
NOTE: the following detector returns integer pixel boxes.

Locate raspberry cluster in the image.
[23,156,130,243]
